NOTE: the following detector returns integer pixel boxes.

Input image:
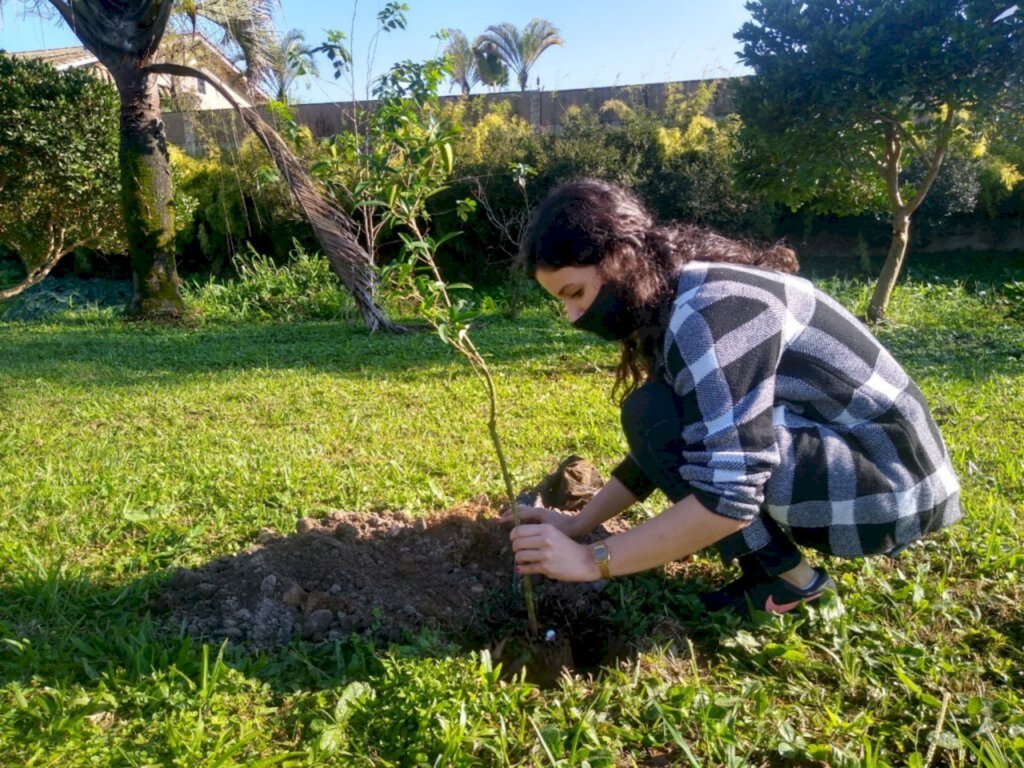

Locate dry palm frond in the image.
[147,62,401,332]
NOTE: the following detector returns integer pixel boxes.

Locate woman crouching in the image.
[504,179,962,614]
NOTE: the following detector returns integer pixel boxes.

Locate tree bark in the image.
[47,0,185,320]
[113,68,186,320]
[868,111,954,323]
[867,210,911,323]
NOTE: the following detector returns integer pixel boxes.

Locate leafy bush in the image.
[169,136,315,276]
[0,53,124,278]
[309,58,456,270]
[427,101,542,283]
[978,156,1024,219]
[185,243,358,321]
[1002,279,1024,321]
[907,152,983,226]
[427,82,774,284]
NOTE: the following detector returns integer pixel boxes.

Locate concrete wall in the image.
[163,78,737,154]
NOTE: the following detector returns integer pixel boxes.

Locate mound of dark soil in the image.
[155,458,626,666]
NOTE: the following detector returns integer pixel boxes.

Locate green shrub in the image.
[170,136,315,276]
[427,83,775,285]
[0,53,124,278]
[427,101,542,283]
[185,242,358,321]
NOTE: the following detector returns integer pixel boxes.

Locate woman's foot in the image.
[699,567,836,614]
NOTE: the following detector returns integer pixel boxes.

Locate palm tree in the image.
[264,28,317,103]
[444,29,478,96]
[474,19,563,92]
[7,1,395,329]
[40,0,275,319]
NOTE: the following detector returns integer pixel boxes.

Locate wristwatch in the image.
[592,543,612,580]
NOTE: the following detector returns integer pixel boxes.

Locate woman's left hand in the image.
[509,524,601,582]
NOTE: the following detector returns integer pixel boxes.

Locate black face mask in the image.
[571,281,636,341]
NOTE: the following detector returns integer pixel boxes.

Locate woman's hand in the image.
[509,523,601,582]
[498,505,582,538]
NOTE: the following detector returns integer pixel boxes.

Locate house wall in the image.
[159,73,252,110]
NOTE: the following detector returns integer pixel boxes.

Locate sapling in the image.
[363,58,539,635]
[390,223,539,637]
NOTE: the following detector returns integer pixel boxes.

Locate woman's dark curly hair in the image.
[519,178,799,402]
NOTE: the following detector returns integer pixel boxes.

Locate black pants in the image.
[620,380,803,579]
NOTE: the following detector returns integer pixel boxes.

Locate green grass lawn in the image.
[1,265,1022,766]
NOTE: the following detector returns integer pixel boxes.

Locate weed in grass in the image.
[185,243,361,323]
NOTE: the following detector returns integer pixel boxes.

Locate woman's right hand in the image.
[498,505,583,539]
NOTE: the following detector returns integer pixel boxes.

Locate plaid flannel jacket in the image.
[616,262,961,558]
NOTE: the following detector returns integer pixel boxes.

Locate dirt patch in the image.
[155,458,630,676]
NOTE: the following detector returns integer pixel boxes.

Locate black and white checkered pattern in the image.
[656,263,962,558]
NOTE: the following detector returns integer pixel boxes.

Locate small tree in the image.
[362,59,540,635]
[302,4,426,270]
[309,56,452,270]
[736,0,1024,320]
[443,27,512,95]
[0,54,124,300]
[474,45,509,91]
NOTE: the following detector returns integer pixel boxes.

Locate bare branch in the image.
[0,227,69,301]
[470,177,528,261]
[905,106,957,215]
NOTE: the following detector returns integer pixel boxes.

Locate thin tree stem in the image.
[475,347,538,636]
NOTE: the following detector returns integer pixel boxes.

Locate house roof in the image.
[10,46,97,70]
[9,35,269,102]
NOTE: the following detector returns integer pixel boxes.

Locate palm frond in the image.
[520,18,562,71]
[475,19,561,90]
[186,0,277,92]
[444,28,479,94]
[265,27,316,101]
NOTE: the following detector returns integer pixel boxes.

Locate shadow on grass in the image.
[2,308,1021,392]
[876,323,1024,381]
[0,521,739,697]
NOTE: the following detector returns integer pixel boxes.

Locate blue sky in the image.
[0,0,755,102]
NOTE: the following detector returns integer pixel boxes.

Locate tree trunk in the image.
[868,210,911,323]
[114,69,186,320]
